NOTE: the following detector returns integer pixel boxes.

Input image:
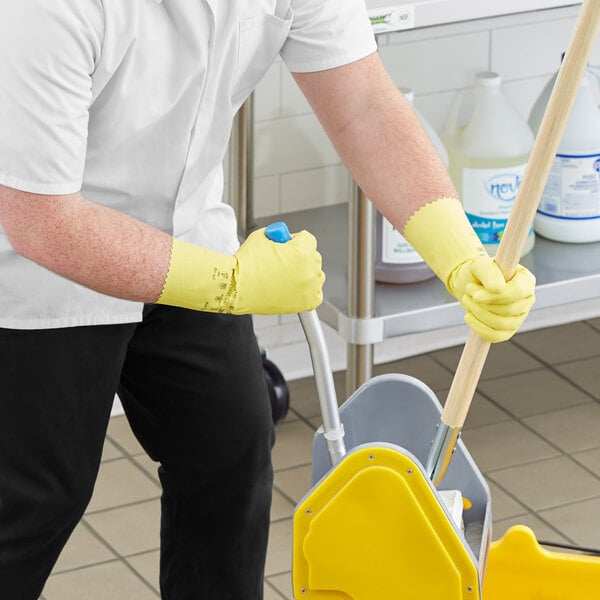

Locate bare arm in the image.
[0,185,172,302]
[293,52,457,231]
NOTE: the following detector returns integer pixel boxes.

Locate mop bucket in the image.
[292,371,492,600]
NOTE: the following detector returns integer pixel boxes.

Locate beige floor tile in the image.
[132,453,160,484]
[556,357,600,400]
[101,439,123,462]
[436,392,512,430]
[540,497,600,548]
[432,341,541,380]
[288,372,346,419]
[523,403,600,454]
[106,415,145,456]
[587,317,600,332]
[492,513,570,545]
[374,354,454,392]
[126,550,160,594]
[43,561,159,600]
[308,416,323,430]
[272,420,316,471]
[487,481,528,521]
[512,322,600,365]
[271,488,295,522]
[461,421,559,472]
[87,458,161,513]
[478,369,592,418]
[488,456,600,512]
[52,523,115,574]
[267,572,293,599]
[265,519,293,576]
[279,409,300,423]
[274,465,313,504]
[85,499,161,557]
[572,447,600,477]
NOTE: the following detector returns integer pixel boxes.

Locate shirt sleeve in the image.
[0,0,103,195]
[280,0,377,73]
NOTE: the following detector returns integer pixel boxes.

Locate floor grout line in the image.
[264,578,289,600]
[85,496,161,517]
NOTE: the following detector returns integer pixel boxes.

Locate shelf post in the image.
[346,180,376,394]
[228,94,256,238]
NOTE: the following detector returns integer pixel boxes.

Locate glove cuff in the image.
[403,197,487,289]
[157,238,237,313]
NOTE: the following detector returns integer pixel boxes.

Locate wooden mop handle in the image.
[442,0,600,430]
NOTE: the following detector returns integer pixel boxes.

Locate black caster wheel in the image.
[261,350,289,424]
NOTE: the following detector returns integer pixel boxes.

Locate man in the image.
[0,0,535,598]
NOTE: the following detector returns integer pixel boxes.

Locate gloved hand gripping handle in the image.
[265,223,346,466]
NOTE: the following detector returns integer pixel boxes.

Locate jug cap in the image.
[475,71,501,88]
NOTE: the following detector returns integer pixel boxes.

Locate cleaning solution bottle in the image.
[374,88,446,284]
[444,71,535,256]
[528,61,600,243]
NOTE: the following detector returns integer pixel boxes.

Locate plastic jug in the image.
[529,62,600,243]
[443,72,535,256]
[374,88,445,284]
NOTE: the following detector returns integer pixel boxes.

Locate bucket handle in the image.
[265,222,346,466]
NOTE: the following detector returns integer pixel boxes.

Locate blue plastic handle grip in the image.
[265,221,292,243]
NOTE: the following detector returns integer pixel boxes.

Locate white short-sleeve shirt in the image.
[0,0,376,329]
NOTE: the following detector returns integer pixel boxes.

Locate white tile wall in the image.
[234,4,600,380]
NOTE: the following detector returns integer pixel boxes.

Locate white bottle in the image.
[375,88,446,284]
[444,72,535,256]
[529,63,600,243]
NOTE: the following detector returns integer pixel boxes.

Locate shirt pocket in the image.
[231,10,293,105]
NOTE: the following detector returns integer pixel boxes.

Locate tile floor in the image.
[41,318,600,599]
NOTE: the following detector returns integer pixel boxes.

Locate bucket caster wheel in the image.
[262,350,289,424]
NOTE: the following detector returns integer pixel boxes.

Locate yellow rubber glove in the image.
[403,197,535,343]
[157,227,325,315]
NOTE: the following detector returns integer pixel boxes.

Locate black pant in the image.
[0,305,274,600]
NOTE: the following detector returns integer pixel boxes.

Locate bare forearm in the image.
[0,186,172,302]
[293,53,457,230]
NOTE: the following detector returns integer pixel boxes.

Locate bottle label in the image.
[381,218,423,264]
[462,164,528,245]
[537,153,600,220]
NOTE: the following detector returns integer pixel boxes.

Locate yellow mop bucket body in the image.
[293,374,492,599]
[483,525,600,599]
[294,444,480,599]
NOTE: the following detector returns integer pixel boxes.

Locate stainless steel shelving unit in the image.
[231,0,597,393]
[263,202,600,345]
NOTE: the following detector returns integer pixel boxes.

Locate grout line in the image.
[85,496,160,517]
[265,579,289,600]
[49,556,122,577]
[103,432,163,488]
[487,472,600,545]
[75,518,161,595]
[273,485,301,509]
[267,568,293,579]
[126,454,161,486]
[495,509,576,545]
[536,493,600,515]
[269,515,294,525]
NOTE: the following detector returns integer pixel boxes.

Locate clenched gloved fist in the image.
[157,227,325,315]
[448,256,535,343]
[402,197,536,343]
[233,228,325,314]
